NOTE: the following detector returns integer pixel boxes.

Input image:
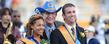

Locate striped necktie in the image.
[71,28,81,44]
[71,28,76,41]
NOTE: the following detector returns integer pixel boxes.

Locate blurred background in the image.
[0,0,109,28]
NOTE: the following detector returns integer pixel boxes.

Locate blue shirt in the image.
[45,23,56,40]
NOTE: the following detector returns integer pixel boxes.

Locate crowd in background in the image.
[0,0,109,44]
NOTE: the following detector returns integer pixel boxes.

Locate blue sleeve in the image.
[88,38,100,44]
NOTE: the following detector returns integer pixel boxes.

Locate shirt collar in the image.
[45,23,56,30]
[64,22,76,30]
[65,23,72,30]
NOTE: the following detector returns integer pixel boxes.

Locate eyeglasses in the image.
[13,15,20,17]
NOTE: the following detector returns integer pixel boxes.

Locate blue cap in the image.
[35,1,62,13]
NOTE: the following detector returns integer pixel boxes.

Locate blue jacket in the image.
[88,38,100,44]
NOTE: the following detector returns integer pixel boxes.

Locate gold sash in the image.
[58,25,75,44]
[20,38,35,44]
[3,22,13,44]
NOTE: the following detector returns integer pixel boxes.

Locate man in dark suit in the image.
[50,3,86,44]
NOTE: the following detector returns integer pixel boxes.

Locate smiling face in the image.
[43,12,57,25]
[63,6,77,25]
[1,10,11,24]
[2,15,11,24]
[31,19,45,36]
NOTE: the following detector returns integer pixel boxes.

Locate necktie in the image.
[48,29,53,39]
[71,28,76,41]
[49,29,53,33]
[71,28,81,44]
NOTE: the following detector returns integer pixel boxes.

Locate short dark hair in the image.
[12,10,19,15]
[62,3,75,14]
[0,8,12,17]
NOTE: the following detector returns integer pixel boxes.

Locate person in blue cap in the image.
[35,1,64,41]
